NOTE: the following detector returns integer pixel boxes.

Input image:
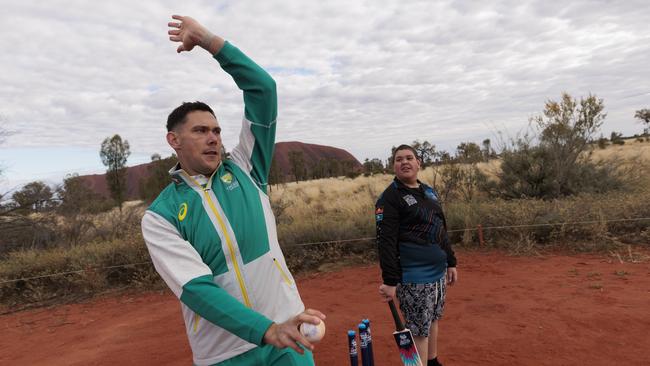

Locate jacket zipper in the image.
[181,171,252,308]
[202,187,252,307]
[273,258,293,286]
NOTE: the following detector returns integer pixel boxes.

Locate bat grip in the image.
[388,299,405,331]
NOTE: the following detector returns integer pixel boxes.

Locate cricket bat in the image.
[388,300,422,366]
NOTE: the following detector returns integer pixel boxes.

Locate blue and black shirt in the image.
[376,178,457,286]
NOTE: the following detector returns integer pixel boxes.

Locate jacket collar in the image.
[393,176,422,191]
[169,162,221,188]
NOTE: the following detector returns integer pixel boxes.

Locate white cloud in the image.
[2,0,649,187]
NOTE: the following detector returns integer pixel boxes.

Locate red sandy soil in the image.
[2,250,649,366]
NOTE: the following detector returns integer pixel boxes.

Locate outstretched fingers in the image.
[168,22,182,43]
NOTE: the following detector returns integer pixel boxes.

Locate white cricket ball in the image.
[299,321,326,343]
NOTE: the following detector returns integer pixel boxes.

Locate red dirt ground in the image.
[2,250,649,365]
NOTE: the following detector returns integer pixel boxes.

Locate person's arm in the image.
[434,189,458,285]
[168,15,277,191]
[141,211,272,344]
[215,42,277,192]
[441,222,458,285]
[376,189,401,299]
[143,210,325,352]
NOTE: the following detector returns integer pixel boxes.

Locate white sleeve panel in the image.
[230,118,255,173]
[141,211,213,297]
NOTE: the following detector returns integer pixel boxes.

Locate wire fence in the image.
[1,216,649,286]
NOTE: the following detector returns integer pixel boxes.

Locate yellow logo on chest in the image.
[220,173,233,184]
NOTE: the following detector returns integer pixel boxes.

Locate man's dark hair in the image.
[391,144,420,164]
[167,101,216,131]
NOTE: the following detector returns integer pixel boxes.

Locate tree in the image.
[310,159,328,179]
[411,140,436,166]
[481,139,495,161]
[325,158,341,177]
[268,156,283,186]
[362,158,384,176]
[436,150,452,164]
[12,181,53,212]
[342,160,360,178]
[488,93,618,199]
[610,131,625,145]
[635,108,650,134]
[100,134,131,209]
[139,153,177,202]
[57,173,108,215]
[456,142,483,163]
[288,150,306,182]
[54,174,108,246]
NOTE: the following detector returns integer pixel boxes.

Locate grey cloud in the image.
[3,0,649,169]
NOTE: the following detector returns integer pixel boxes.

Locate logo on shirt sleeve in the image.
[375,207,384,222]
[178,202,188,221]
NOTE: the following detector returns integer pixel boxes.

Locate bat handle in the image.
[388,299,405,331]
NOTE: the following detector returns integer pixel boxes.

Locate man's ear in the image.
[167,131,181,150]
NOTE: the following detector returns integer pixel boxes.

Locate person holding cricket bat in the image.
[141,15,325,366]
[376,144,458,366]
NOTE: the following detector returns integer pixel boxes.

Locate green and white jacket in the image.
[141,42,304,366]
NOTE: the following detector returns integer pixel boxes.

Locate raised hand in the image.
[167,15,224,54]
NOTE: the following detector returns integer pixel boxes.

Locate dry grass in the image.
[591,138,650,163]
[1,140,649,307]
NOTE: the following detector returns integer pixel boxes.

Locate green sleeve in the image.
[214,42,277,190]
[180,275,274,345]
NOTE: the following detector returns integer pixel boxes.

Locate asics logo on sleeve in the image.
[178,203,188,221]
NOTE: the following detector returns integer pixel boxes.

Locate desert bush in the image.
[1,155,648,307]
[0,231,160,308]
[597,137,608,149]
[57,173,113,215]
[0,214,58,255]
[444,187,650,252]
[139,154,177,203]
[484,93,627,200]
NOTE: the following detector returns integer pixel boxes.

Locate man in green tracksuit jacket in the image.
[141,15,325,366]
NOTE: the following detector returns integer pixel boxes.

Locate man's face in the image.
[167,110,222,176]
[393,149,420,183]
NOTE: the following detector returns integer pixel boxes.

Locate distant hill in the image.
[273,141,362,180]
[79,142,361,199]
[78,163,152,200]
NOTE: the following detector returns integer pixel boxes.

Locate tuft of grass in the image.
[614,270,629,277]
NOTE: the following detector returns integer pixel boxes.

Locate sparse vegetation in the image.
[100,134,131,209]
[1,97,649,309]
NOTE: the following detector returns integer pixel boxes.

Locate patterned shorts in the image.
[396,276,446,337]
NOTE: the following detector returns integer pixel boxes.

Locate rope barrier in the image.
[447,217,650,233]
[0,262,153,285]
[1,216,649,285]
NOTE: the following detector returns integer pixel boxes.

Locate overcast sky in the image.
[1,0,649,193]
